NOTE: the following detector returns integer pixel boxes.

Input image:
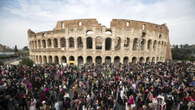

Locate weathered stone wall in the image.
[27,19,172,65]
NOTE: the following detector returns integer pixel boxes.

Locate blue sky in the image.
[0,0,195,48]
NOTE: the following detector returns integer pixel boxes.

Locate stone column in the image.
[112,38,115,50]
[59,56,62,65]
[51,39,54,48]
[93,37,95,50]
[58,38,61,48]
[102,38,105,51]
[83,38,86,50]
[74,38,77,49]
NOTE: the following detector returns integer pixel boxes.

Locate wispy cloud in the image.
[0,0,194,48]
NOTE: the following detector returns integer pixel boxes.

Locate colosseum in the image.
[27,19,172,65]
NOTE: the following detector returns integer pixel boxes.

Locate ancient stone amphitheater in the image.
[27,19,172,65]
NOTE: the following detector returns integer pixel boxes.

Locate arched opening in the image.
[123,57,129,65]
[105,30,112,34]
[42,40,46,48]
[38,40,41,48]
[152,57,155,62]
[60,38,66,47]
[35,41,37,49]
[47,39,52,47]
[146,57,150,63]
[105,38,112,50]
[77,37,83,48]
[54,38,58,48]
[133,38,138,50]
[54,56,59,64]
[105,56,111,64]
[95,36,103,49]
[142,32,146,37]
[147,39,152,50]
[43,56,47,64]
[132,57,137,63]
[153,40,157,50]
[139,57,144,63]
[36,56,39,62]
[140,39,145,50]
[86,56,93,64]
[48,56,52,63]
[124,38,130,47]
[78,56,83,65]
[95,56,102,64]
[114,56,120,65]
[86,37,93,49]
[86,30,93,34]
[61,56,67,64]
[39,56,42,64]
[156,57,159,62]
[69,37,74,48]
[69,56,75,65]
[115,37,121,50]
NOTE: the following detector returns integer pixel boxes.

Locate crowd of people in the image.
[0,62,195,110]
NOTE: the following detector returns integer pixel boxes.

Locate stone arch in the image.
[105,29,112,34]
[69,37,74,48]
[114,56,120,65]
[139,57,144,63]
[124,38,130,47]
[39,55,42,64]
[147,39,152,50]
[48,56,52,63]
[77,37,83,48]
[35,41,37,49]
[156,57,159,62]
[141,39,146,50]
[42,40,46,48]
[54,56,59,64]
[36,56,39,62]
[78,56,84,65]
[86,37,93,49]
[38,40,41,48]
[60,38,66,47]
[95,56,102,64]
[69,56,75,65]
[86,56,93,64]
[153,40,157,50]
[105,56,111,64]
[133,38,138,50]
[43,56,47,64]
[47,39,52,47]
[115,37,121,50]
[132,57,137,63]
[86,30,93,34]
[61,56,67,63]
[53,38,58,48]
[123,57,129,64]
[105,37,112,50]
[152,57,155,62]
[141,32,146,37]
[146,57,150,63]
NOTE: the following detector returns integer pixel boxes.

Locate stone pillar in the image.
[51,39,54,48]
[102,38,105,51]
[93,37,95,50]
[74,38,77,49]
[112,38,115,50]
[59,56,62,64]
[45,40,48,48]
[83,38,86,50]
[58,38,61,48]
[67,38,69,49]
[121,38,125,50]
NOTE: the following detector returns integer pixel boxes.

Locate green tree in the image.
[19,57,34,66]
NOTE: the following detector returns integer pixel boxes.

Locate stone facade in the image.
[27,19,172,65]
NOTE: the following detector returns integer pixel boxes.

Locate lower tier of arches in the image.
[30,55,165,65]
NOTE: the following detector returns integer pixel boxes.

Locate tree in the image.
[19,57,34,66]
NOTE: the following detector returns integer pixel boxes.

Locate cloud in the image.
[0,0,194,48]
